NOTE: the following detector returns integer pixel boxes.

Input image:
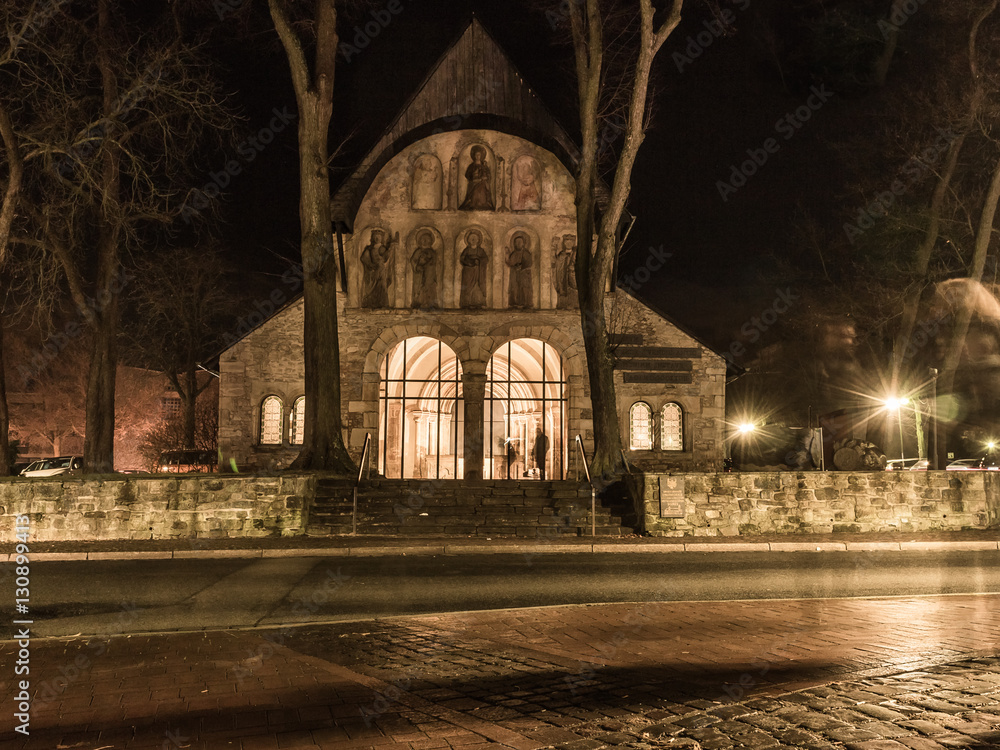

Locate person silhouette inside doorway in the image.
[532,428,548,480]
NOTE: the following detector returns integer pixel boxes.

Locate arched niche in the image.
[510,154,542,211]
[410,153,443,210]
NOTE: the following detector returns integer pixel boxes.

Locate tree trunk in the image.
[0,102,24,477]
[270,0,354,474]
[0,318,8,475]
[570,0,682,480]
[183,366,197,449]
[82,0,121,473]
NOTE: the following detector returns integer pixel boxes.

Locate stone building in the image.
[217,20,727,479]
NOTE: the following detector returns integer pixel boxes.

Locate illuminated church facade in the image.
[217,20,727,480]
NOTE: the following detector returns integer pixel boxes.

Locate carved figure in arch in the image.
[459,229,489,308]
[511,156,541,211]
[411,154,443,210]
[553,233,578,309]
[505,231,533,309]
[410,229,439,308]
[360,228,396,308]
[459,145,494,211]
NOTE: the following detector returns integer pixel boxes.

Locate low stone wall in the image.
[0,474,315,541]
[639,471,1000,536]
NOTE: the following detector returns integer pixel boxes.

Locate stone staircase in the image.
[306,479,633,537]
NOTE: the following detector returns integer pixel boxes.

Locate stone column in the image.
[462,369,487,480]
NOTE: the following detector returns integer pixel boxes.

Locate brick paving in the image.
[0,596,998,749]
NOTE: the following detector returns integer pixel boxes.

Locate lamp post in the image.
[883,396,909,463]
[929,367,939,470]
[736,422,755,469]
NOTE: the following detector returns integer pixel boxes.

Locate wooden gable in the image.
[330,18,579,229]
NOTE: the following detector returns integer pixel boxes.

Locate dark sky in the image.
[206,0,909,347]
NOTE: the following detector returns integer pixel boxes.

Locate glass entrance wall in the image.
[378,337,464,479]
[485,338,566,480]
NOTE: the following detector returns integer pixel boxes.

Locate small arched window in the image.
[661,403,683,451]
[260,396,283,445]
[629,402,653,451]
[290,396,305,445]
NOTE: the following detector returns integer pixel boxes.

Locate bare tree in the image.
[0,3,49,475]
[267,0,354,473]
[126,246,236,449]
[563,0,683,479]
[4,0,233,472]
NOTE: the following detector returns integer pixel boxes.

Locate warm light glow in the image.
[738,423,756,434]
[883,395,910,410]
[988,441,996,451]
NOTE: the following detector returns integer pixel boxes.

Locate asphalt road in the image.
[4,550,1000,639]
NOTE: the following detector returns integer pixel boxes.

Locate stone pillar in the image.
[463,370,487,480]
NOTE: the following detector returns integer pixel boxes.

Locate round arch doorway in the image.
[378,337,464,479]
[486,338,566,480]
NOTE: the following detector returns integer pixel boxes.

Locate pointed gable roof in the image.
[330,18,580,230]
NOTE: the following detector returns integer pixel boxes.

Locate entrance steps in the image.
[306,479,633,537]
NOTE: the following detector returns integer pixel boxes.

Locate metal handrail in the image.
[357,432,372,484]
[575,435,596,537]
[352,433,372,535]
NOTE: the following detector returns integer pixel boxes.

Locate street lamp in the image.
[882,395,909,462]
[738,423,756,434]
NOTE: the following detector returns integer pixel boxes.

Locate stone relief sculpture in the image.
[553,233,577,308]
[505,231,533,309]
[459,229,490,308]
[411,154,443,210]
[360,228,396,308]
[459,145,495,211]
[410,229,439,308]
[511,155,541,211]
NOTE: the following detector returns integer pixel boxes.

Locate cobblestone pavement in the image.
[1,595,998,749]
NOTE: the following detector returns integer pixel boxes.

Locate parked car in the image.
[885,458,928,471]
[158,449,217,473]
[20,456,83,477]
[946,456,1000,471]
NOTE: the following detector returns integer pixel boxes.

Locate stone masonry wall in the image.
[613,292,727,472]
[0,475,313,541]
[641,471,1000,536]
[216,127,727,474]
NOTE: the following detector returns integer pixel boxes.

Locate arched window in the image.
[661,403,683,451]
[629,402,653,451]
[260,396,283,445]
[290,396,305,445]
[379,337,463,479]
[486,339,566,480]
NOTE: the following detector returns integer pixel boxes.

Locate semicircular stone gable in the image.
[347,130,577,313]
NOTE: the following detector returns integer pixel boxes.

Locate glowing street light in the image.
[738,423,756,434]
[882,395,910,462]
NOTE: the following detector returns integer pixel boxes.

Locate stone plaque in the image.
[658,475,686,518]
[623,372,693,384]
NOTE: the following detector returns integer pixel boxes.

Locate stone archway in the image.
[484,338,567,480]
[376,336,464,479]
